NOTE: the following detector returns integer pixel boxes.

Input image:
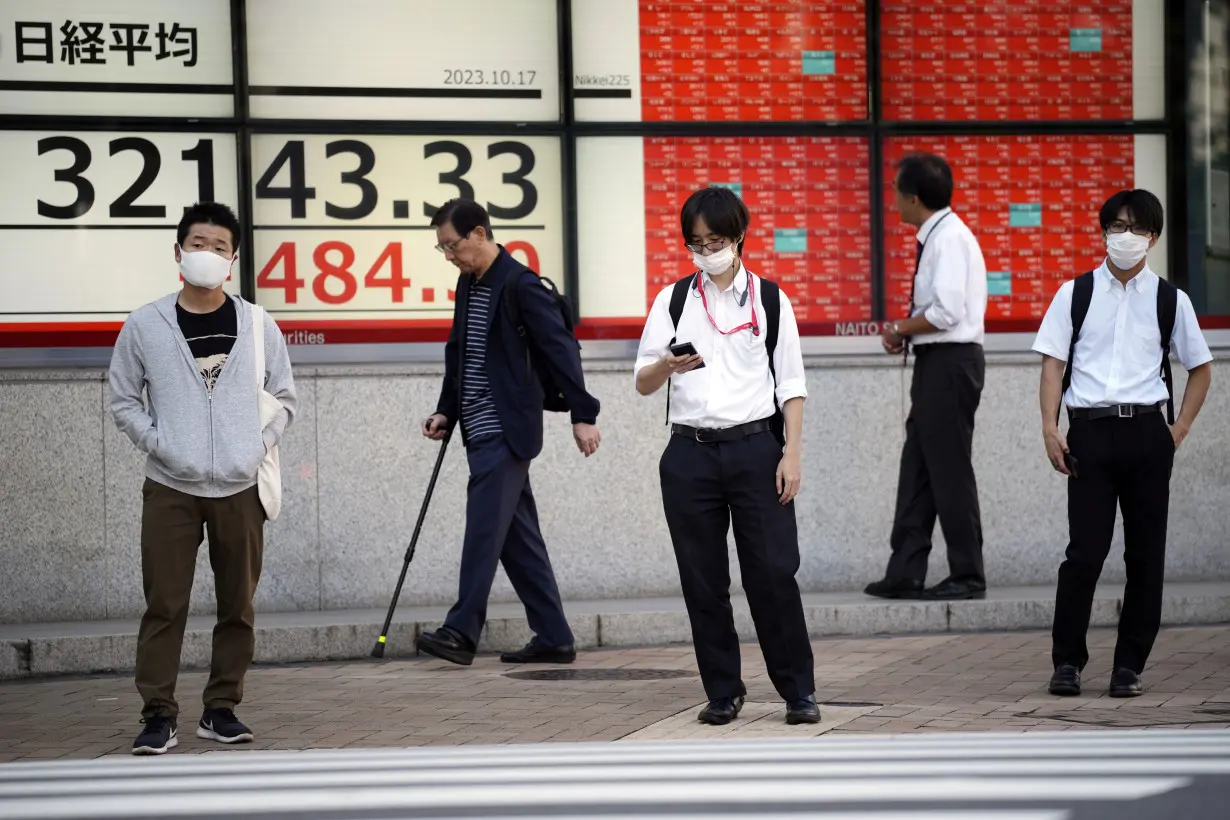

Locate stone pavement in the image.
[1,625,1227,762]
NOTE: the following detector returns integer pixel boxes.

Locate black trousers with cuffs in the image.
[660,427,815,703]
[886,342,986,584]
[1052,411,1175,674]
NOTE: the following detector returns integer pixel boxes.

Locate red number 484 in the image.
[257,240,540,305]
[257,241,410,304]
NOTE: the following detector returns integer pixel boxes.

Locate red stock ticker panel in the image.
[881,1,1133,122]
[883,135,1135,323]
[639,1,868,122]
[644,136,872,323]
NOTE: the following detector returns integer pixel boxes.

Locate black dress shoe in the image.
[1109,667,1143,698]
[924,576,987,600]
[1048,663,1082,696]
[786,694,821,725]
[697,695,744,725]
[500,640,577,664]
[863,577,924,599]
[416,626,476,666]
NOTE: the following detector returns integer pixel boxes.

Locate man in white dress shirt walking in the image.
[1032,189,1212,698]
[866,153,990,602]
[634,186,819,727]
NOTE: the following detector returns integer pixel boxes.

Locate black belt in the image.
[1068,402,1162,421]
[672,418,771,443]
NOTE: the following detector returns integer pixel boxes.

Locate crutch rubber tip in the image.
[370,640,386,658]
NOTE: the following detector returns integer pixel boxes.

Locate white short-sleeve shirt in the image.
[1032,262,1213,408]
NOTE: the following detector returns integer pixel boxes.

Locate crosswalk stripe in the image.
[316,815,1072,820]
[2,730,1223,819]
[0,777,1191,819]
[6,729,1230,773]
[1,757,1226,798]
[5,734,1229,782]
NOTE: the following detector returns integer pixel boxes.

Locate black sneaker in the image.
[196,707,254,744]
[132,716,178,755]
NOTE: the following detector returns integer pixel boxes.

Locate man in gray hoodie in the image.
[108,202,297,755]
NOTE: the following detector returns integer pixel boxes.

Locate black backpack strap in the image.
[1156,277,1178,425]
[502,270,535,377]
[665,274,696,426]
[759,278,784,446]
[1060,270,1096,425]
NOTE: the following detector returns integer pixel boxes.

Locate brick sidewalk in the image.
[1,625,1227,761]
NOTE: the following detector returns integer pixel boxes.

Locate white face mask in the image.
[1105,232,1151,270]
[692,243,737,277]
[179,249,234,289]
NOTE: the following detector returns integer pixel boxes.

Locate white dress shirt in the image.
[1032,262,1213,408]
[910,207,988,346]
[634,266,807,428]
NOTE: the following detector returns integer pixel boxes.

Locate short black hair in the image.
[895,153,954,211]
[177,202,241,251]
[1099,189,1164,235]
[429,198,494,240]
[680,186,750,253]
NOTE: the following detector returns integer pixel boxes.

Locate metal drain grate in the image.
[504,668,695,681]
[1017,704,1230,728]
[820,701,883,708]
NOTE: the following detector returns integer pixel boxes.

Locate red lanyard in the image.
[695,271,760,337]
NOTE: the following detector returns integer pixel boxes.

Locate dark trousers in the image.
[136,479,265,720]
[1052,412,1175,673]
[887,342,986,584]
[660,429,815,703]
[444,435,573,648]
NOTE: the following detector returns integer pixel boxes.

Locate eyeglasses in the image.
[1106,221,1153,237]
[434,231,471,253]
[685,239,733,254]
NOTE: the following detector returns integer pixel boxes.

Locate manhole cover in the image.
[1016,705,1230,728]
[504,668,694,681]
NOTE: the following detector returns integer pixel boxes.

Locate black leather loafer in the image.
[786,694,821,725]
[1109,667,1143,698]
[500,640,577,664]
[416,626,476,666]
[863,577,924,599]
[924,576,987,600]
[697,695,744,725]
[1048,663,1082,696]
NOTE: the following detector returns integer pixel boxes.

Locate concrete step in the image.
[2,582,1228,680]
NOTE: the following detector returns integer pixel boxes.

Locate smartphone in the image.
[1063,452,1079,478]
[669,341,705,369]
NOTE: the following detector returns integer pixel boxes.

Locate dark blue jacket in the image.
[435,246,600,461]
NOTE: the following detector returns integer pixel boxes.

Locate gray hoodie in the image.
[108,293,297,499]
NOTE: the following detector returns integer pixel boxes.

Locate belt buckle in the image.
[695,427,716,443]
[1118,404,1134,418]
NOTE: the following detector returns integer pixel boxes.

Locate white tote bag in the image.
[251,304,283,521]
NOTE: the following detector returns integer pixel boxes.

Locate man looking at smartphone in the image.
[633,186,818,726]
[1032,189,1211,698]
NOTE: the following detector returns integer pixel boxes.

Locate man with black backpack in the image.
[418,199,602,666]
[634,186,819,726]
[1033,189,1212,698]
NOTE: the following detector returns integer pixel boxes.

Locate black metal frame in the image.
[0,0,1191,335]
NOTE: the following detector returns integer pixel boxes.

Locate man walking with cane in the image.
[417,199,602,666]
